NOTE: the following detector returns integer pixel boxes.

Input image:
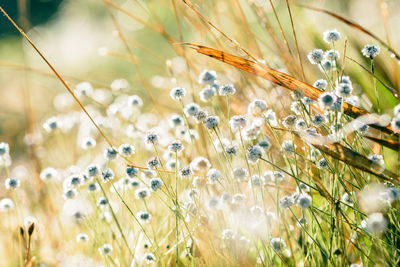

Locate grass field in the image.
[1,0,400,266]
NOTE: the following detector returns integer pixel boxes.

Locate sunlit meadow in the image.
[1,0,400,266]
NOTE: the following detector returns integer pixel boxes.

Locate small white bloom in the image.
[368,154,384,166]
[297,193,312,209]
[170,87,186,100]
[190,157,211,172]
[270,238,286,252]
[118,144,135,156]
[307,49,324,64]
[281,140,296,153]
[184,103,200,117]
[145,131,160,144]
[76,233,89,242]
[137,211,152,223]
[393,104,400,117]
[168,140,184,153]
[366,212,387,233]
[312,115,326,126]
[222,229,235,240]
[74,82,93,98]
[362,44,380,59]
[323,29,341,43]
[325,49,340,61]
[199,85,217,102]
[40,167,58,181]
[127,95,143,107]
[279,196,294,209]
[143,252,156,264]
[203,116,220,129]
[43,117,60,133]
[101,168,115,183]
[104,147,118,160]
[147,157,160,170]
[313,79,328,90]
[247,145,263,164]
[219,84,236,96]
[135,188,150,199]
[0,198,14,212]
[232,168,248,182]
[80,137,96,150]
[0,142,10,156]
[295,119,307,130]
[207,168,222,184]
[198,69,217,84]
[318,92,336,109]
[391,116,400,133]
[5,177,20,190]
[282,115,297,129]
[248,99,268,116]
[99,244,113,256]
[111,78,129,91]
[335,83,353,97]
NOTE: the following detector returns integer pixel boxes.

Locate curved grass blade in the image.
[346,56,400,101]
[301,5,400,61]
[185,43,398,136]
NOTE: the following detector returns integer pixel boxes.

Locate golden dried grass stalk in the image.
[285,0,306,82]
[186,43,398,136]
[274,127,399,183]
[102,0,162,117]
[311,142,399,183]
[249,3,301,76]
[182,0,257,62]
[365,135,400,151]
[339,38,348,82]
[268,0,294,57]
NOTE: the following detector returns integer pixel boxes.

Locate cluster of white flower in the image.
[2,15,400,265]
